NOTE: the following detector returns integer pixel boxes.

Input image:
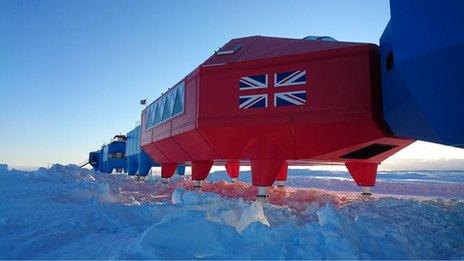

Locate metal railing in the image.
[78,160,90,168]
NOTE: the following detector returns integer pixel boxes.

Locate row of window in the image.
[108,152,125,159]
[146,81,185,128]
[125,126,141,156]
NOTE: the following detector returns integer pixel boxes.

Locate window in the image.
[303,36,337,42]
[386,51,394,71]
[154,100,163,125]
[145,81,185,129]
[103,146,109,161]
[172,84,184,115]
[89,153,99,164]
[108,152,125,159]
[216,45,241,55]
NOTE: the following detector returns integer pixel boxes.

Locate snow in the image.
[1,165,463,259]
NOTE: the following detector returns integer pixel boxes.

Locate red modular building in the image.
[141,36,414,198]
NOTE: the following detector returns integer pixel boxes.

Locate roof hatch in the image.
[216,44,241,55]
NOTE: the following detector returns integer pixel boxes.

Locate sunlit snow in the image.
[0,165,463,259]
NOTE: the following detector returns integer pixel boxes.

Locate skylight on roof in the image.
[216,45,241,55]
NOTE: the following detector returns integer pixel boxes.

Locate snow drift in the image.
[0,165,463,259]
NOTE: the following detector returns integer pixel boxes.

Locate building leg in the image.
[251,159,284,201]
[345,162,378,195]
[161,163,178,185]
[127,159,138,176]
[191,160,213,190]
[275,161,288,188]
[225,161,240,183]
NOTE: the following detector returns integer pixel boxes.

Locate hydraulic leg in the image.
[161,163,178,185]
[176,165,186,176]
[139,152,153,176]
[138,162,152,177]
[361,186,372,195]
[251,159,285,201]
[127,159,138,176]
[225,161,240,183]
[275,161,288,188]
[191,160,213,190]
[345,162,378,195]
[135,175,146,182]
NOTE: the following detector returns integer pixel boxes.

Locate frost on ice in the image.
[172,188,270,234]
[0,164,463,259]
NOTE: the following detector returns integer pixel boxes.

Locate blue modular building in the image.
[126,125,158,176]
[89,150,102,171]
[126,125,185,176]
[88,129,185,176]
[380,0,464,148]
[89,135,127,173]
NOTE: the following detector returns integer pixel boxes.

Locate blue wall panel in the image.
[381,0,464,147]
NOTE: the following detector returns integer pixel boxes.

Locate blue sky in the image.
[1,0,463,169]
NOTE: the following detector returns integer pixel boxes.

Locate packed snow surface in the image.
[1,165,464,259]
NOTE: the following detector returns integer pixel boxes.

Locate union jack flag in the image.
[239,70,307,109]
[274,90,306,107]
[239,94,268,109]
[275,70,306,87]
[239,74,268,90]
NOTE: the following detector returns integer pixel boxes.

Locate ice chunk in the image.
[128,211,237,259]
[236,201,270,233]
[171,188,184,204]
